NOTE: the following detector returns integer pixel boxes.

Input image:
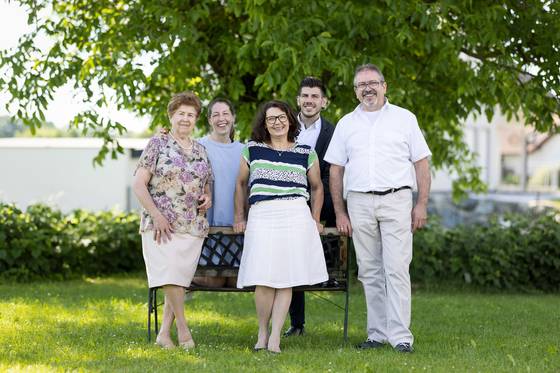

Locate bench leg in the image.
[148,289,157,343]
[344,284,349,342]
[153,288,159,336]
[148,288,160,342]
[147,288,153,342]
[343,239,352,343]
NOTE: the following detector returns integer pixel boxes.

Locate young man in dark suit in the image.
[284,76,336,337]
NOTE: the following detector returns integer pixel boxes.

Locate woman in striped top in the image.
[234,101,328,353]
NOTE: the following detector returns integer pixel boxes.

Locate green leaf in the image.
[1,0,559,198]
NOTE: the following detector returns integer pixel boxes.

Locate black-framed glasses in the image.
[265,114,288,125]
[354,80,384,89]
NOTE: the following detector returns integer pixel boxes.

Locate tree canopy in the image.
[1,0,559,196]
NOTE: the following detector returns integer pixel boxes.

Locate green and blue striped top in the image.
[242,141,318,205]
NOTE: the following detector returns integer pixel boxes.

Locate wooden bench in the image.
[147,227,350,342]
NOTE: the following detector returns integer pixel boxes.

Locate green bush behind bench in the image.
[1,203,559,291]
[412,212,560,291]
[0,203,143,280]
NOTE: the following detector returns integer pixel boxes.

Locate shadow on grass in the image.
[2,294,360,372]
[3,275,559,371]
[0,273,148,304]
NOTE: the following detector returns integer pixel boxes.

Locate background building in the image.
[1,110,558,215]
[432,110,560,192]
[0,138,147,212]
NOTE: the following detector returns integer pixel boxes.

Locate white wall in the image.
[528,136,560,189]
[528,136,560,172]
[431,111,503,191]
[0,138,147,212]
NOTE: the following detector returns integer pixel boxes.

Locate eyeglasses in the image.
[354,80,384,89]
[265,114,288,125]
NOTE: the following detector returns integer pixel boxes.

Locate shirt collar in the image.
[355,98,389,114]
[298,113,321,131]
[352,99,390,122]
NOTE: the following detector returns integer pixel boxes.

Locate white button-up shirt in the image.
[296,114,321,149]
[324,100,431,192]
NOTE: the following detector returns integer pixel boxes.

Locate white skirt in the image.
[142,232,204,288]
[237,198,328,289]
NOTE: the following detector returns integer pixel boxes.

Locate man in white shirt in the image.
[284,76,336,337]
[324,64,431,353]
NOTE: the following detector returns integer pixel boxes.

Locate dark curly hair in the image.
[251,100,299,143]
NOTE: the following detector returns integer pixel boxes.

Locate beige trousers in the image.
[347,189,413,346]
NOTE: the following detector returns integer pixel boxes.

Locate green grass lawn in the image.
[1,274,559,372]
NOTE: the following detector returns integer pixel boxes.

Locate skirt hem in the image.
[237,275,328,290]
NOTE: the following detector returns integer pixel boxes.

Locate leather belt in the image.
[367,186,411,196]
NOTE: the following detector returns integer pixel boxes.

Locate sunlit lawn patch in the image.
[1,274,558,372]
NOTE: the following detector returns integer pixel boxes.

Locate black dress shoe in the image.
[283,326,304,337]
[356,339,384,349]
[394,342,414,353]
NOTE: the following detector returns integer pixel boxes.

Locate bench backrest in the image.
[196,227,348,281]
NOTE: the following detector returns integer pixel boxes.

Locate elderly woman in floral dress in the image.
[133,91,213,350]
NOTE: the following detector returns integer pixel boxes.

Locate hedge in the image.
[1,203,559,291]
[411,212,560,291]
[0,203,143,281]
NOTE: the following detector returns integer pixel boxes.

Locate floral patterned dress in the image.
[136,133,213,238]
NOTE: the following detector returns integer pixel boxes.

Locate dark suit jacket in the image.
[314,116,336,227]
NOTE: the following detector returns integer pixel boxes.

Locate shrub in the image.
[410,217,448,280]
[64,209,143,275]
[0,203,142,281]
[1,202,559,291]
[0,204,72,280]
[412,211,560,291]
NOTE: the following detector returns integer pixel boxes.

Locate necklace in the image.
[170,132,192,151]
[269,142,292,157]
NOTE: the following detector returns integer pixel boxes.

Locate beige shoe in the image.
[155,335,175,349]
[179,339,195,350]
